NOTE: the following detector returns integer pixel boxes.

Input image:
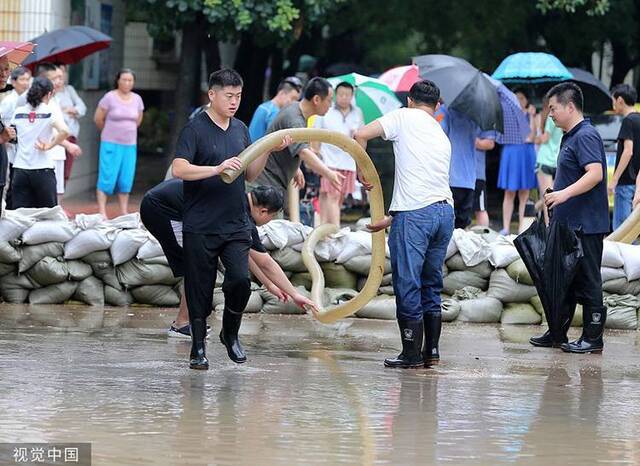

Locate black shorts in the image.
[451,187,474,229]
[537,164,556,178]
[10,168,57,209]
[473,179,487,212]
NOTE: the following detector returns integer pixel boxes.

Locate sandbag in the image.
[603,294,639,330]
[320,262,358,290]
[506,259,534,286]
[130,285,180,306]
[335,230,376,263]
[356,277,366,291]
[489,235,520,268]
[64,228,115,260]
[137,237,164,260]
[458,296,503,323]
[260,285,309,314]
[378,285,394,295]
[441,298,461,322]
[104,285,134,306]
[356,295,396,320]
[11,205,68,222]
[324,287,358,306]
[91,259,122,291]
[0,262,15,276]
[452,228,492,266]
[116,260,180,288]
[258,220,311,250]
[381,273,392,286]
[0,241,21,263]
[601,267,626,282]
[19,242,64,273]
[618,242,640,281]
[500,302,542,325]
[29,281,78,305]
[537,301,584,327]
[26,257,69,286]
[602,240,624,268]
[111,229,149,266]
[342,255,392,275]
[0,272,37,303]
[530,295,544,315]
[0,214,36,241]
[214,290,264,313]
[141,256,169,266]
[445,237,458,260]
[67,260,93,281]
[21,220,77,245]
[487,269,537,303]
[602,278,640,296]
[74,276,105,306]
[290,272,312,290]
[443,271,488,295]
[445,253,492,278]
[270,247,307,273]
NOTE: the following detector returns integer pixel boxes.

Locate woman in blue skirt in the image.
[498,89,538,235]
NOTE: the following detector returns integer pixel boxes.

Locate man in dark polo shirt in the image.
[252,77,345,202]
[529,82,609,354]
[171,69,290,370]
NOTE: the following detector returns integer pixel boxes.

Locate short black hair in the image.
[303,77,332,101]
[546,82,584,112]
[335,81,354,93]
[208,68,243,89]
[409,80,440,108]
[26,76,53,108]
[35,62,57,77]
[114,68,136,89]
[251,185,284,213]
[513,87,530,102]
[10,66,30,81]
[612,83,637,106]
[277,76,303,93]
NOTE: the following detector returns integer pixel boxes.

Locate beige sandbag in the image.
[270,247,307,273]
[356,295,396,319]
[104,285,134,306]
[26,257,69,286]
[260,285,309,314]
[116,260,180,288]
[91,259,122,290]
[458,296,503,323]
[603,294,639,330]
[506,259,534,286]
[381,273,392,286]
[320,262,358,290]
[342,255,392,276]
[445,253,492,278]
[29,281,78,305]
[74,276,105,306]
[0,241,21,263]
[378,285,394,295]
[131,285,180,306]
[356,277,366,291]
[19,242,64,273]
[0,262,15,276]
[290,272,312,290]
[324,287,358,306]
[500,302,542,325]
[601,267,626,282]
[442,298,461,322]
[530,295,544,315]
[443,271,488,295]
[213,289,264,314]
[487,269,537,303]
[0,272,37,303]
[603,278,640,296]
[539,302,584,327]
[67,260,93,281]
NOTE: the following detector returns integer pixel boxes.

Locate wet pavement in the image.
[1,305,640,465]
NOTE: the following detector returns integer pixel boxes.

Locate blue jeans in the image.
[389,202,455,320]
[613,184,635,230]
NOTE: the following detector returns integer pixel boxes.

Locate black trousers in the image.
[10,168,57,209]
[139,197,184,277]
[183,230,252,322]
[451,187,474,229]
[565,233,605,316]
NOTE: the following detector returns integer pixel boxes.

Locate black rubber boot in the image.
[423,312,441,366]
[189,318,209,370]
[219,307,246,364]
[530,310,573,348]
[384,319,424,368]
[561,305,606,354]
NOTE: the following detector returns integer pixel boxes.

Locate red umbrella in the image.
[379,65,419,92]
[23,26,111,68]
[0,41,35,66]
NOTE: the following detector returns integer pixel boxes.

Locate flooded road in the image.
[1,305,640,465]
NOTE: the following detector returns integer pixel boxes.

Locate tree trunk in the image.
[164,17,203,167]
[234,34,271,124]
[268,50,285,97]
[610,40,635,87]
[203,35,221,76]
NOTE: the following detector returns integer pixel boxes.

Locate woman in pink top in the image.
[94,69,144,218]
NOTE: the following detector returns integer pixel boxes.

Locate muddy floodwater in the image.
[1,305,640,465]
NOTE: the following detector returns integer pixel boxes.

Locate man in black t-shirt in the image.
[611,84,640,229]
[171,69,290,370]
[140,179,317,346]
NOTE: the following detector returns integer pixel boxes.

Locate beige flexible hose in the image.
[222,128,386,323]
[606,206,640,243]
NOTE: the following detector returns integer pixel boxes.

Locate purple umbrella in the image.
[485,73,529,145]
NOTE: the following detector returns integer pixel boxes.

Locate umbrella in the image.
[492,52,573,83]
[379,65,419,92]
[514,214,583,343]
[23,25,112,67]
[568,67,611,114]
[0,41,35,66]
[485,73,530,144]
[327,73,402,124]
[413,54,503,132]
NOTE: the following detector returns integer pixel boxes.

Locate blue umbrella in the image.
[492,52,573,83]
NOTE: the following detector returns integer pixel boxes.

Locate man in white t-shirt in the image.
[355,79,454,369]
[313,82,364,225]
